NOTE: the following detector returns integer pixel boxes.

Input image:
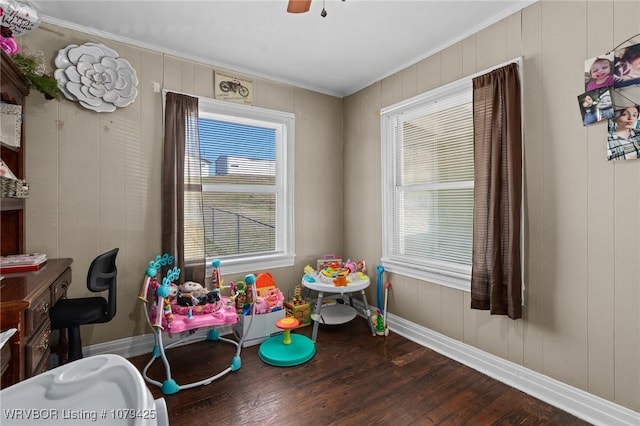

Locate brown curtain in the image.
[162,92,205,284]
[470,62,522,319]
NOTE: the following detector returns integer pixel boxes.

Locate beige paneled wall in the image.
[21,23,343,350]
[343,0,639,413]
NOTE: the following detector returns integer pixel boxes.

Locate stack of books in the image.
[0,253,47,273]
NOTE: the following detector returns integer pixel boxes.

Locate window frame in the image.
[381,76,474,292]
[196,97,295,275]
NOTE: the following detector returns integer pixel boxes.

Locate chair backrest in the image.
[87,248,119,320]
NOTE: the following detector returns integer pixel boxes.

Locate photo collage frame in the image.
[578,42,640,161]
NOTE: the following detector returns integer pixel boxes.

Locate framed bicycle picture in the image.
[214,71,253,105]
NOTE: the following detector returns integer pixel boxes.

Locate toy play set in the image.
[301,258,378,341]
[137,253,390,393]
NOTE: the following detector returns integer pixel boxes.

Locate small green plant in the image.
[11,52,63,100]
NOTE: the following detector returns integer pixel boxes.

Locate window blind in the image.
[388,89,474,270]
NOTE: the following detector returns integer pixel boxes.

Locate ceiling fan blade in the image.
[287,0,311,13]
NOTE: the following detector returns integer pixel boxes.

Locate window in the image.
[381,77,474,291]
[188,98,295,275]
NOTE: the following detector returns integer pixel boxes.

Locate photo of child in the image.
[584,53,614,91]
[606,105,640,161]
[577,87,614,126]
[614,43,640,88]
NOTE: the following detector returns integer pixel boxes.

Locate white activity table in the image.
[302,273,375,341]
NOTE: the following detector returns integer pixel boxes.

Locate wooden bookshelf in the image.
[1,50,29,256]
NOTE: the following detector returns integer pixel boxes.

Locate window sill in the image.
[380,257,470,292]
[208,253,295,276]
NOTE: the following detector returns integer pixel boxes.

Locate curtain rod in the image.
[466,56,522,81]
[381,57,523,116]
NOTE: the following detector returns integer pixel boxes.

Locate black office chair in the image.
[50,248,119,362]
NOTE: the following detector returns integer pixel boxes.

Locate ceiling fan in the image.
[287,0,344,17]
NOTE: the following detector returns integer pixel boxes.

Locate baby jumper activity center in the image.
[138,255,257,395]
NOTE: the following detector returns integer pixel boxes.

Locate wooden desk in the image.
[0,258,72,388]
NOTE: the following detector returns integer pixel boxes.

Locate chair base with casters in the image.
[138,255,256,395]
[49,248,119,362]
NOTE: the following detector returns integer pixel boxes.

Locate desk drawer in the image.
[25,320,51,378]
[25,290,51,336]
[51,268,71,304]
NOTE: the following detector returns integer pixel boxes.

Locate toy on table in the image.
[333,274,347,287]
[303,265,316,283]
[344,258,357,273]
[316,254,342,271]
[320,261,348,279]
[316,258,369,285]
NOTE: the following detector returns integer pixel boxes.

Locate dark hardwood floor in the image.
[127,319,591,426]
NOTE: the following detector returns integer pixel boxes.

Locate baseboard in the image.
[84,313,639,425]
[83,325,234,359]
[387,313,640,426]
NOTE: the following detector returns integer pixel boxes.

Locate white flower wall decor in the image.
[54,42,138,113]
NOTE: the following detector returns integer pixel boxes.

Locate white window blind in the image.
[382,78,474,290]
